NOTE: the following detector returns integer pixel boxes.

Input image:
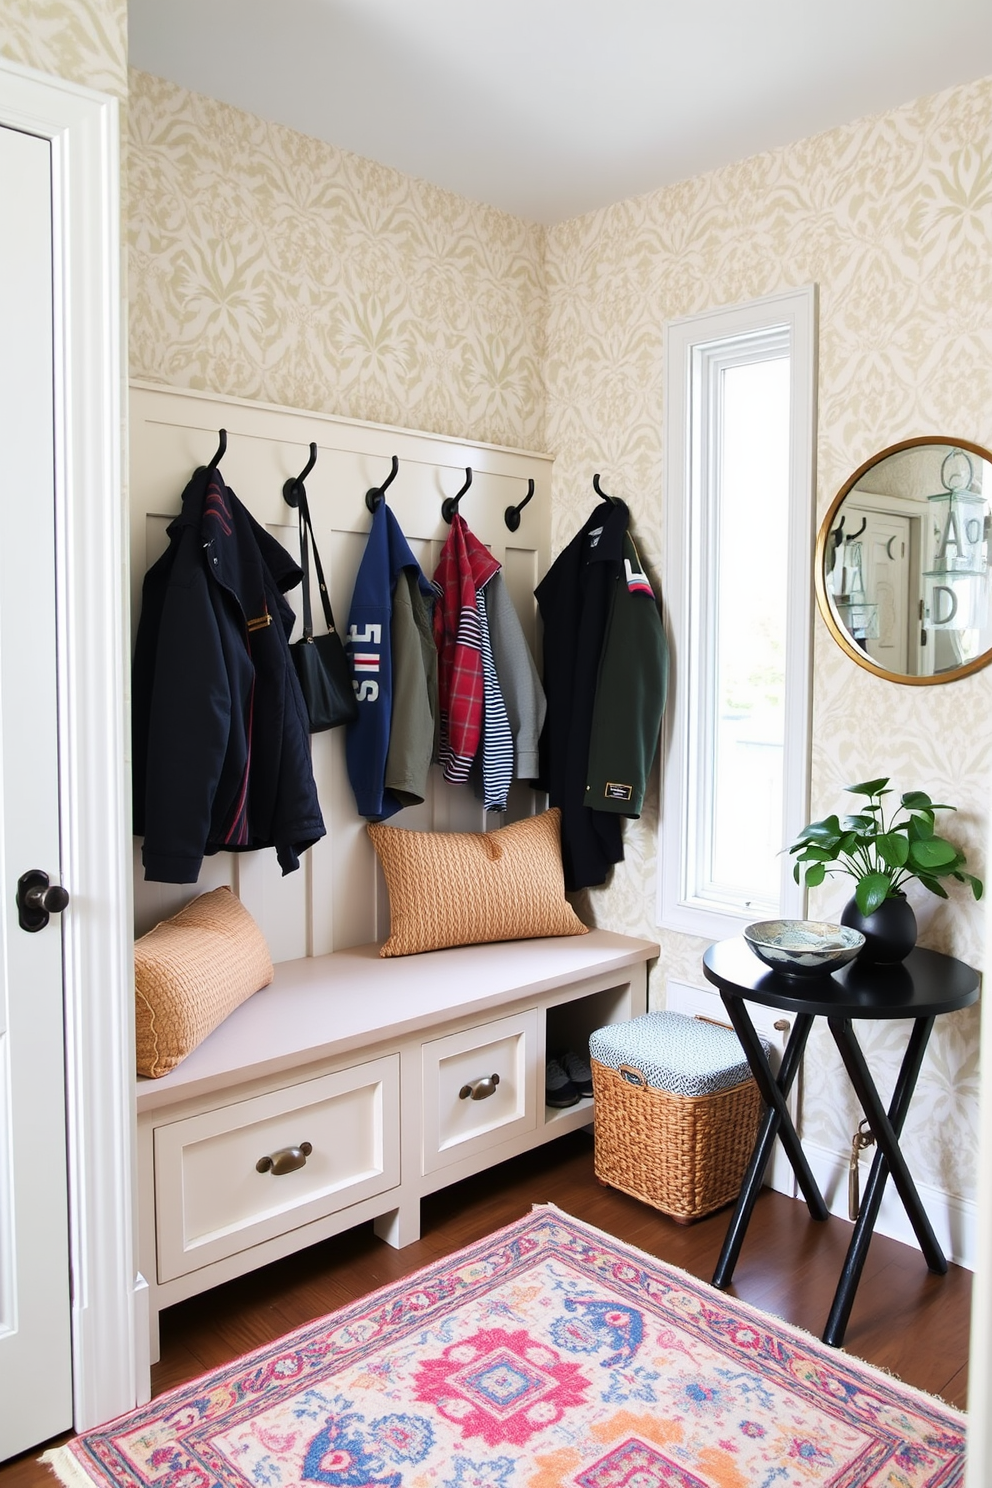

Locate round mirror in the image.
[815,437,992,684]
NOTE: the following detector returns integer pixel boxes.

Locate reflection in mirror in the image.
[816,438,992,684]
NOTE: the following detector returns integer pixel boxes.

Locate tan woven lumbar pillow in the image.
[134,886,274,1078]
[367,808,588,957]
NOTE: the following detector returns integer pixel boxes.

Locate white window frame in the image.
[660,287,817,940]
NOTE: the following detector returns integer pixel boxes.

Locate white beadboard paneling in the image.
[129,383,552,961]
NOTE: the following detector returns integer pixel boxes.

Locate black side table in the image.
[702,936,979,1346]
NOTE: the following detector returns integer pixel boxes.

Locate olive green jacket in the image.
[584,533,668,816]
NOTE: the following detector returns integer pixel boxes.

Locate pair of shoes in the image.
[545,1050,594,1107]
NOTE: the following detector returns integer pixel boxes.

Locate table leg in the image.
[822,1015,944,1347]
[712,1002,826,1291]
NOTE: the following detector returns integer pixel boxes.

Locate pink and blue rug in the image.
[46,1206,965,1487]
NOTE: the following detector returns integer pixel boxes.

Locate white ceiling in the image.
[128,0,992,224]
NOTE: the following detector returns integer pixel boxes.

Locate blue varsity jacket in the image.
[344,503,435,820]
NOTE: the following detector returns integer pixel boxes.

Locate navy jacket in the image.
[132,466,325,883]
[344,500,436,820]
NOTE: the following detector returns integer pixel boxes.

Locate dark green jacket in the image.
[585,532,668,816]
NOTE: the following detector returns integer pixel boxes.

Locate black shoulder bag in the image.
[290,488,359,732]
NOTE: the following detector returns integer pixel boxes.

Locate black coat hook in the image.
[282,442,318,509]
[366,455,399,513]
[504,478,535,533]
[592,473,615,505]
[206,428,227,472]
[442,467,473,524]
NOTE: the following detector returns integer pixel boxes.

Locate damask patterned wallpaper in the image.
[0,0,126,98]
[128,70,546,452]
[7,12,985,1209]
[545,75,992,1200]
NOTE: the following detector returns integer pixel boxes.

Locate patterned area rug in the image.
[45,1207,965,1488]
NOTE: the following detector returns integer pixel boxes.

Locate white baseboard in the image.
[803,1140,976,1272]
[133,1274,151,1407]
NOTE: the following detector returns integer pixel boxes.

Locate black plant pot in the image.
[841,893,918,965]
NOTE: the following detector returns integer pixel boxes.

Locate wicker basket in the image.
[591,1057,763,1224]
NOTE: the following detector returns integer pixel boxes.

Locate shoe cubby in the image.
[543,981,633,1127]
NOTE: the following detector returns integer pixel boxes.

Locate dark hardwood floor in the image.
[2,1129,971,1485]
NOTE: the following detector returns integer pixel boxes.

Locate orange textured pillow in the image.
[134,887,273,1078]
[367,808,588,957]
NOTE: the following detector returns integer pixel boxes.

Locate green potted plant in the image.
[788,777,983,963]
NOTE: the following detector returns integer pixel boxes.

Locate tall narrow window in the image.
[661,290,816,939]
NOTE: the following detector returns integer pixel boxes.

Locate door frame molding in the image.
[0,59,140,1428]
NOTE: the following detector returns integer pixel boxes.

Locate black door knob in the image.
[17,869,70,932]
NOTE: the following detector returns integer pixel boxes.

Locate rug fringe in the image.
[39,1446,100,1488]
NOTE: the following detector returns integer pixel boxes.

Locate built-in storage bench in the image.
[136,928,658,1359]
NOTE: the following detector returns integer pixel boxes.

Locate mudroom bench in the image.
[136,928,658,1359]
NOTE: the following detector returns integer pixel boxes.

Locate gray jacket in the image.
[484,571,547,780]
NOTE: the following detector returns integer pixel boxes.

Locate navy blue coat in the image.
[132,465,325,883]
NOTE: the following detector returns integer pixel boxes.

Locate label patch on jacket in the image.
[605,782,633,802]
[624,554,654,598]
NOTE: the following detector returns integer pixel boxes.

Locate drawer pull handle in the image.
[256,1141,312,1176]
[459,1073,500,1101]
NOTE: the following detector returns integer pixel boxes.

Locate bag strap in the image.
[296,486,338,637]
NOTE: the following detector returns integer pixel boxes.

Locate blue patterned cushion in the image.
[590,1011,759,1097]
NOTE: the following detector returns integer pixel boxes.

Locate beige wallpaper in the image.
[0,0,126,98]
[124,57,992,1207]
[128,70,546,452]
[545,76,992,1203]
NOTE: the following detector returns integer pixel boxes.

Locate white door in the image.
[858,511,912,675]
[0,123,73,1459]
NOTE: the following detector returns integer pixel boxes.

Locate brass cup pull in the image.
[459,1073,500,1101]
[256,1141,312,1175]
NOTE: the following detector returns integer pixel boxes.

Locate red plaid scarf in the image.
[432,514,500,781]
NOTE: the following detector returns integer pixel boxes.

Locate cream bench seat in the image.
[136,928,658,1359]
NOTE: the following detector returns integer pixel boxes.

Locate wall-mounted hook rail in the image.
[592,472,615,504]
[366,455,399,513]
[206,428,227,471]
[504,478,535,533]
[283,442,318,509]
[442,467,473,524]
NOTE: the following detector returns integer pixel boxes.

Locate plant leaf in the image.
[841,814,877,832]
[876,832,910,867]
[795,815,841,844]
[846,778,890,796]
[804,862,826,888]
[961,872,984,900]
[901,790,934,810]
[796,845,835,863]
[909,837,958,869]
[917,875,950,899]
[855,873,892,915]
[908,815,934,841]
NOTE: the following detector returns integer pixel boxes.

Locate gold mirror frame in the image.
[814,435,992,686]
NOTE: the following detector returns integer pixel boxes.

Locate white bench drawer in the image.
[422,1010,538,1174]
[153,1054,400,1281]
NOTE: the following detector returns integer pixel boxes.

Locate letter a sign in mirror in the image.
[815,436,992,684]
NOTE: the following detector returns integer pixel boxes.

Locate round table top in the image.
[703,937,980,1019]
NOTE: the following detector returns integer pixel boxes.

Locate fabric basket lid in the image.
[590,1010,762,1097]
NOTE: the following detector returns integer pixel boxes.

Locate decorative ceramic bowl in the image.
[743,919,865,977]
